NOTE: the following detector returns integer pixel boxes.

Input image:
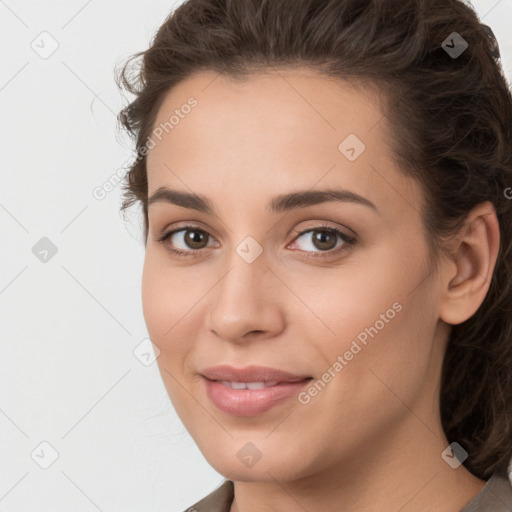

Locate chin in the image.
[198,440,313,483]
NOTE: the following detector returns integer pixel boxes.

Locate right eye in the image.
[156,226,217,257]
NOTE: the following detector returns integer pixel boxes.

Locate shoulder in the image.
[181,480,234,512]
[459,471,512,511]
[176,473,512,512]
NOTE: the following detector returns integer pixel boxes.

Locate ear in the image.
[438,201,500,325]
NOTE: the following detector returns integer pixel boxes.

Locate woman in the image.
[115,0,512,510]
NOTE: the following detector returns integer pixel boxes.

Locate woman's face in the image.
[142,68,448,482]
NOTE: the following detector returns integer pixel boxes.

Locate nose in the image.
[206,247,286,344]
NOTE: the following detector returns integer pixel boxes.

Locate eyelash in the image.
[155,223,356,259]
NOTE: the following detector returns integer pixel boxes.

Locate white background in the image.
[1,1,511,510]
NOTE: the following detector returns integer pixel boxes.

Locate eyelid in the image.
[289,220,354,240]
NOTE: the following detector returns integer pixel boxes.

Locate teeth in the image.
[218,380,279,389]
[246,381,275,390]
[230,381,248,390]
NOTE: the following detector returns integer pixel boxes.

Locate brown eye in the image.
[182,229,209,249]
[311,229,338,251]
[158,227,214,255]
[291,227,354,255]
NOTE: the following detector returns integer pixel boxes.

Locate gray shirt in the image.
[184,471,512,512]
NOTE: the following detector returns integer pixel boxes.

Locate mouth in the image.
[215,380,281,389]
[200,365,313,416]
[200,364,312,383]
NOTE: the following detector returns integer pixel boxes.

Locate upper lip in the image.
[201,365,312,383]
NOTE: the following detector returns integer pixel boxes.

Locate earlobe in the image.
[439,202,500,326]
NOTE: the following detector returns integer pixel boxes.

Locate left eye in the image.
[290,227,354,255]
[156,225,355,258]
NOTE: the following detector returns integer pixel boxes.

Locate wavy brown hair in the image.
[115,0,512,480]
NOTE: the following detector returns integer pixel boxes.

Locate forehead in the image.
[145,67,422,218]
[148,67,385,163]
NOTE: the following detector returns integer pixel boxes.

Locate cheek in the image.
[141,253,197,410]
[312,239,434,370]
[141,252,193,389]
[141,250,212,395]
[141,253,168,340]
[310,253,437,421]
[141,250,195,341]
[299,256,406,355]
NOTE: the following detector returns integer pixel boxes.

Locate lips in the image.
[200,365,313,416]
[200,364,312,383]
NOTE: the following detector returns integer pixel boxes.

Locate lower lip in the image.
[202,377,312,416]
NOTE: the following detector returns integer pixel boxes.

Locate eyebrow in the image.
[147,187,378,215]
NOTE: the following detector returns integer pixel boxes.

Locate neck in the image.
[229,416,486,512]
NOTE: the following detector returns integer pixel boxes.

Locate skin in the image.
[142,67,499,512]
